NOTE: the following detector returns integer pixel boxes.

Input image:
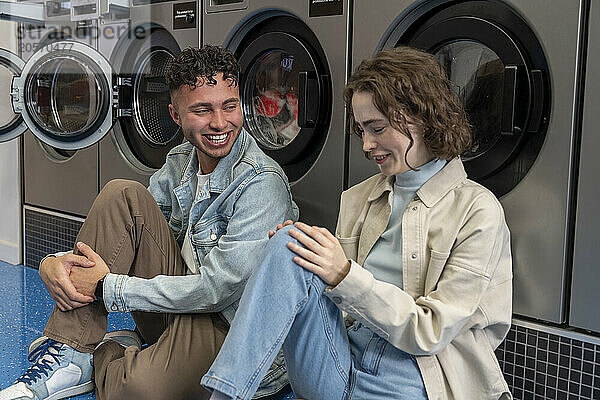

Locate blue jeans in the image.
[201,226,428,400]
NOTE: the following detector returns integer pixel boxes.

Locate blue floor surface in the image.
[0,260,295,400]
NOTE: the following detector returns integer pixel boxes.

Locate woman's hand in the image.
[287,222,350,286]
[268,220,294,238]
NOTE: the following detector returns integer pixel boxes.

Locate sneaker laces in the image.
[16,339,64,385]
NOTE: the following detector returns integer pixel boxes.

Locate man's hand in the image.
[268,220,294,239]
[70,242,111,299]
[39,252,96,311]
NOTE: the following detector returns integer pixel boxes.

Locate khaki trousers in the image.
[43,179,228,400]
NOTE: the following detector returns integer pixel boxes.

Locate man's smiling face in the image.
[169,73,243,174]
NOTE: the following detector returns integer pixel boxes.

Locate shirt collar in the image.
[366,157,467,207]
[417,157,467,207]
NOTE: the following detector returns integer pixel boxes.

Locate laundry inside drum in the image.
[244,50,301,150]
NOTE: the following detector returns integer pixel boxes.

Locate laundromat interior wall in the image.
[0,19,20,266]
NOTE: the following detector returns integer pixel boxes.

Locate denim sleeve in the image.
[105,171,298,313]
[148,160,175,222]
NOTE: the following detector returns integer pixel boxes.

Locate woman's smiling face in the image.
[352,91,433,176]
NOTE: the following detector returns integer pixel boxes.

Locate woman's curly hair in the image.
[166,45,240,94]
[344,46,472,167]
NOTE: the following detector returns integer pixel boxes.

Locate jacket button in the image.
[412,206,417,211]
[411,253,417,260]
[210,233,217,240]
[332,296,342,304]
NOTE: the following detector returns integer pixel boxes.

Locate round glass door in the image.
[0,49,27,142]
[26,55,104,137]
[12,41,113,150]
[435,41,505,161]
[244,50,301,150]
[236,27,331,183]
[109,23,184,171]
[133,49,179,147]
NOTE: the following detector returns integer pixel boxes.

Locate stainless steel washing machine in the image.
[0,1,195,267]
[202,0,349,231]
[349,0,583,324]
[0,10,102,267]
[96,0,197,188]
[18,21,100,218]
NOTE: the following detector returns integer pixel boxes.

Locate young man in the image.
[0,46,297,400]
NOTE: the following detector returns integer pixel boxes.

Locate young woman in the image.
[201,46,513,400]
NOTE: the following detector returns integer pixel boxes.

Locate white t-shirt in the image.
[181,168,211,274]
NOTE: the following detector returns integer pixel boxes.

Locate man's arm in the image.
[101,171,297,313]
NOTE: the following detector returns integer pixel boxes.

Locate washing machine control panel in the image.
[173,1,197,29]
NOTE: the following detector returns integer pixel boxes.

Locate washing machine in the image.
[202,0,349,231]
[96,0,197,188]
[349,0,584,324]
[0,1,193,267]
[18,21,100,218]
[0,3,102,267]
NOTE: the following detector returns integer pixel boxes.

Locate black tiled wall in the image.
[24,208,83,269]
[496,324,600,399]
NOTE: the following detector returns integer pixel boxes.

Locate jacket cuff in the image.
[102,273,130,312]
[324,260,373,308]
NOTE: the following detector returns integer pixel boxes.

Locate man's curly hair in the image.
[166,45,240,94]
[344,46,472,169]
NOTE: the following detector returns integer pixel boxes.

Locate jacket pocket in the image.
[424,249,450,294]
[168,216,184,242]
[337,235,359,261]
[190,217,228,259]
[477,330,512,398]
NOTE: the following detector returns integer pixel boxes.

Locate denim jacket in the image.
[102,129,298,397]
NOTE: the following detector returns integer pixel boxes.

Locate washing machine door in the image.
[0,49,27,143]
[11,41,114,150]
[381,0,550,197]
[233,17,332,184]
[109,22,184,171]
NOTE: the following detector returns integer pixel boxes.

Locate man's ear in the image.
[169,103,180,126]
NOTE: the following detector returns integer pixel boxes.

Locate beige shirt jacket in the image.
[326,158,513,400]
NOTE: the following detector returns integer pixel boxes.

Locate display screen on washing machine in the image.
[244,50,301,150]
[435,41,505,161]
[26,55,104,137]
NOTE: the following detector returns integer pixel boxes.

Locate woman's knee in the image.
[257,224,310,282]
[268,224,297,249]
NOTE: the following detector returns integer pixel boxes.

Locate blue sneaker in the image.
[0,339,93,400]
